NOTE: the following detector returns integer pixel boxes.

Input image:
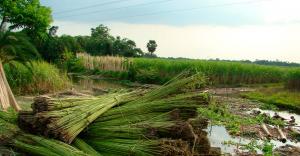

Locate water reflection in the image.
[70,75,126,95]
[206,125,300,155]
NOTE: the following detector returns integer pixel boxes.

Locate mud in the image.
[206,87,300,155]
[274,145,300,156]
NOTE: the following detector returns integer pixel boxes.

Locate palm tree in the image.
[0,31,40,111]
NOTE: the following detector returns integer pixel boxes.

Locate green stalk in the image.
[72,138,101,156]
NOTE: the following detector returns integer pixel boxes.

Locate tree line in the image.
[40,24,158,63]
[1,0,158,65]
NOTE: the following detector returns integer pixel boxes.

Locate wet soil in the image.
[207,87,300,155]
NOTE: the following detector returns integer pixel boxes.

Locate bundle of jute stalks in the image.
[19,90,144,143]
[0,111,100,156]
[77,73,212,155]
[16,73,219,156]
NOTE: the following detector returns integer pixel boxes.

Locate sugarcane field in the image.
[1,0,300,156]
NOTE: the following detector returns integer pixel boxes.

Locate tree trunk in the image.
[0,61,21,111]
[0,16,8,32]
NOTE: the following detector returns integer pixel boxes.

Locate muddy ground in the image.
[208,87,300,155]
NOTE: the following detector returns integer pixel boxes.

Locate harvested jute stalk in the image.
[261,123,272,137]
[19,91,142,144]
[0,118,95,156]
[276,126,287,143]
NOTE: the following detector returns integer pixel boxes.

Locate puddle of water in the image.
[70,76,126,91]
[205,125,250,154]
[206,125,300,155]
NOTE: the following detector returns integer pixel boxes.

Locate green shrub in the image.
[5,61,71,95]
[285,69,300,90]
[64,57,86,73]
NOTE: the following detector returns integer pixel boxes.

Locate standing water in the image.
[206,125,300,155]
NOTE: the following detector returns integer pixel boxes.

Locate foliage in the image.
[39,35,82,62]
[0,31,40,111]
[39,25,144,63]
[261,141,275,156]
[4,61,70,95]
[285,69,300,90]
[83,25,143,57]
[112,36,143,57]
[0,0,52,37]
[147,40,157,55]
[0,31,40,64]
[63,57,85,73]
[84,33,113,56]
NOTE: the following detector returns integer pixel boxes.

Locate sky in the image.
[40,0,300,63]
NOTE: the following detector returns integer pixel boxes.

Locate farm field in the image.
[79,53,300,86]
[1,0,300,155]
[1,53,300,156]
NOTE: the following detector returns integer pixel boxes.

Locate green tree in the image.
[77,25,144,57]
[39,35,82,62]
[147,40,157,56]
[113,37,143,57]
[0,0,52,36]
[0,31,40,111]
[91,24,111,39]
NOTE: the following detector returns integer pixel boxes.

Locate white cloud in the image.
[54,21,300,63]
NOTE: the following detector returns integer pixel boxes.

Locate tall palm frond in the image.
[0,31,40,64]
[0,31,40,111]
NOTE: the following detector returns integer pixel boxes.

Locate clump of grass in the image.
[285,69,300,90]
[4,61,71,95]
[77,53,131,72]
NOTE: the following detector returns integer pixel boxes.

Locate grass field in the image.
[285,69,300,90]
[241,85,300,112]
[130,58,290,85]
[77,54,300,86]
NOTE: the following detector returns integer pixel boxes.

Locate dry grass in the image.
[77,53,131,72]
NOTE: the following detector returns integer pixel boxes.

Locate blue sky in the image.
[41,0,264,26]
[40,0,300,63]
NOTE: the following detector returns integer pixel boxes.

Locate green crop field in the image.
[129,58,299,85]
[78,54,300,87]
